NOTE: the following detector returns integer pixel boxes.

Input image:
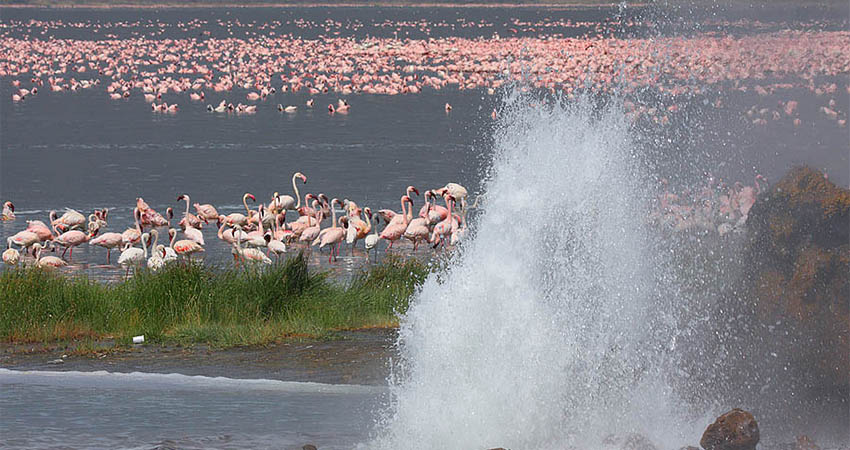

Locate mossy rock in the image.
[744,166,849,388]
[747,166,850,269]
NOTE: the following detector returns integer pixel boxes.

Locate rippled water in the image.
[0,369,384,450]
[2,5,848,280]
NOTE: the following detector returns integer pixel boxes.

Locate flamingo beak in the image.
[412,188,420,196]
[248,194,256,202]
[301,175,307,183]
[8,203,13,212]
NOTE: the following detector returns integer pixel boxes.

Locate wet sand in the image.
[0,329,398,385]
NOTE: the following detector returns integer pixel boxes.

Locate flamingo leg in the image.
[106,249,111,264]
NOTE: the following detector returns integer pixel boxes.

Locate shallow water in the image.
[0,369,384,450]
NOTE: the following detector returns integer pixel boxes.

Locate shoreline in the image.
[0,2,633,8]
[0,328,399,385]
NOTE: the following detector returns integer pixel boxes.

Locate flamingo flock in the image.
[651,174,768,235]
[1,173,473,276]
[2,18,848,128]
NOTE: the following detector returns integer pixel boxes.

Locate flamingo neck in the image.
[401,198,409,225]
[184,195,191,218]
[293,175,302,209]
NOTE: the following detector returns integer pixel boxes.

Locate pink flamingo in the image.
[89,227,124,264]
[177,194,205,230]
[430,193,456,248]
[122,208,143,245]
[54,225,96,260]
[380,195,412,249]
[313,198,346,262]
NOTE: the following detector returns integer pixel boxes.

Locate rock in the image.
[794,435,820,450]
[302,445,317,450]
[47,359,64,365]
[745,166,850,389]
[699,408,759,450]
[602,433,658,450]
[680,447,701,450]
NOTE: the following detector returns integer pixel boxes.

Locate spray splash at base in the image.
[371,93,709,449]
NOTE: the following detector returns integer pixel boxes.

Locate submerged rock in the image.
[794,435,821,450]
[302,445,318,450]
[699,408,759,450]
[601,433,659,450]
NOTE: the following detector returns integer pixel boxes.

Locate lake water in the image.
[1,4,848,280]
[0,368,385,450]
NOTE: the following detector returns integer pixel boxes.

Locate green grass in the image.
[0,253,430,348]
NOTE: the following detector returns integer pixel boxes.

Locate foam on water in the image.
[371,92,707,449]
[0,368,385,395]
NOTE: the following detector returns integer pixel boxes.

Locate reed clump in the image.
[0,253,430,347]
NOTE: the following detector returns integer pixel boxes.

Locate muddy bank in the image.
[0,329,398,385]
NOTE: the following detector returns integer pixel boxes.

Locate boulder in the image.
[745,166,850,389]
[699,408,759,450]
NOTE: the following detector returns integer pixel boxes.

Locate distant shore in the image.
[1,0,843,10]
[1,1,627,8]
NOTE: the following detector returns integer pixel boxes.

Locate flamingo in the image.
[26,220,55,243]
[364,209,381,261]
[380,195,413,249]
[123,208,143,245]
[232,227,271,265]
[3,241,20,266]
[33,243,67,269]
[146,230,165,272]
[345,205,371,253]
[243,204,269,248]
[430,193,456,248]
[218,193,254,227]
[54,225,96,260]
[173,235,205,262]
[1,201,14,221]
[50,209,86,232]
[386,186,419,226]
[176,195,205,245]
[312,198,346,262]
[176,194,205,229]
[435,182,468,211]
[275,172,308,214]
[193,202,219,222]
[164,228,180,262]
[8,230,40,255]
[403,214,430,251]
[118,234,147,278]
[265,232,286,260]
[90,227,124,264]
[299,209,324,246]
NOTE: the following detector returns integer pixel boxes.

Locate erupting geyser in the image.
[370,91,709,449]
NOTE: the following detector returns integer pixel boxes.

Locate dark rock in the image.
[745,166,850,389]
[602,433,658,450]
[680,447,701,450]
[302,445,317,450]
[699,408,759,450]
